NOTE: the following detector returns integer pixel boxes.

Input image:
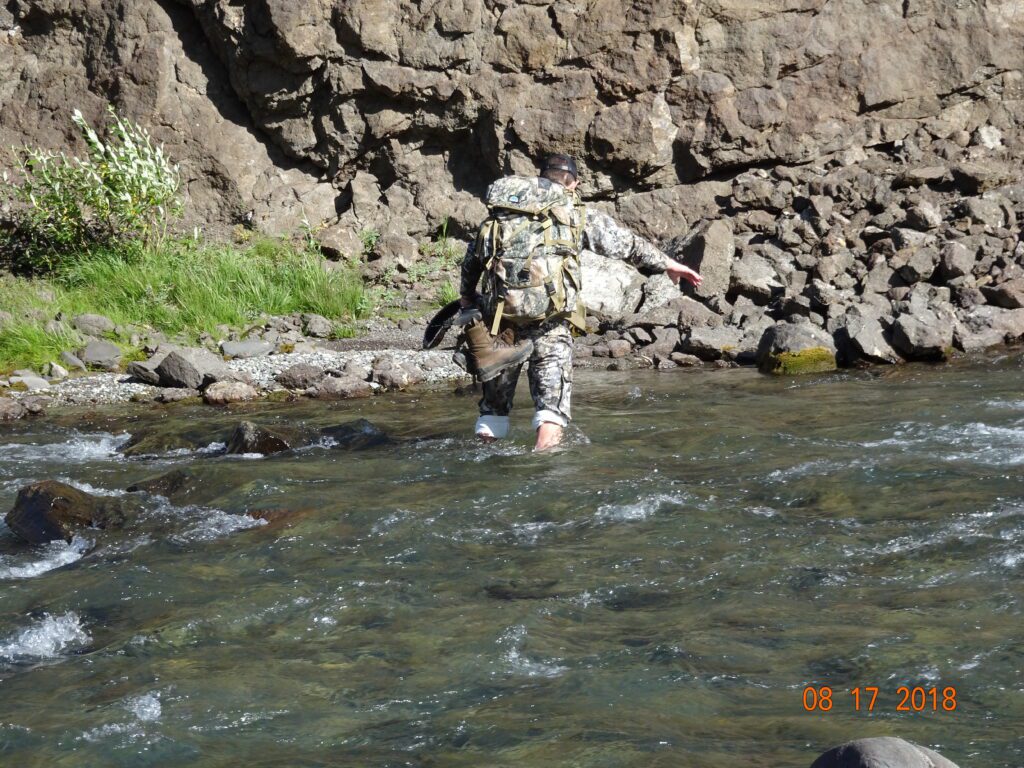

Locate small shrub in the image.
[359,228,380,257]
[0,106,181,272]
[436,280,459,308]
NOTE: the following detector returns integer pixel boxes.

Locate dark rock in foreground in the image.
[811,737,958,768]
[321,419,392,450]
[226,421,291,455]
[4,480,126,544]
[0,398,28,421]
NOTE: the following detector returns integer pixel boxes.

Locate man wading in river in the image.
[457,153,703,451]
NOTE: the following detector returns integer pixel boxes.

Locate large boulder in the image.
[810,736,958,768]
[4,480,126,544]
[581,249,645,320]
[982,278,1024,309]
[126,344,181,385]
[79,340,122,371]
[315,375,373,400]
[892,308,955,360]
[756,321,838,375]
[71,313,115,336]
[669,219,735,302]
[833,306,901,365]
[220,340,274,359]
[155,348,231,390]
[275,363,325,390]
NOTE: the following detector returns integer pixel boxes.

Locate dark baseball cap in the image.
[541,153,579,180]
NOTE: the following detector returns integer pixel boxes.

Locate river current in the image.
[0,354,1022,767]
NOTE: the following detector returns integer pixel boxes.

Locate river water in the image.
[0,355,1022,767]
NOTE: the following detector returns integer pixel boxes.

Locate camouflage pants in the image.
[479,320,574,428]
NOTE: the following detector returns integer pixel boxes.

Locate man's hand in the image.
[664,258,702,288]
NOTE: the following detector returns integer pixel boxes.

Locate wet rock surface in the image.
[810,737,959,768]
[225,421,292,456]
[4,480,128,545]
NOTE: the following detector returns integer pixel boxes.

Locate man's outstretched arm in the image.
[583,208,702,288]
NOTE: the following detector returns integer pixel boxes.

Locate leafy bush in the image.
[0,106,181,271]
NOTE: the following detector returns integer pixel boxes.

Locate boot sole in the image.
[476,342,534,382]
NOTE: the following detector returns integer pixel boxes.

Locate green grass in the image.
[0,237,370,372]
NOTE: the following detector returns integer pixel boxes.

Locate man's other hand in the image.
[664,258,702,288]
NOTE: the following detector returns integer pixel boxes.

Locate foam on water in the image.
[497,625,567,678]
[0,613,90,661]
[126,693,162,722]
[174,508,267,542]
[0,536,91,580]
[594,493,688,523]
[0,433,129,465]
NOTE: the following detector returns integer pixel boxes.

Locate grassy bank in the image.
[0,238,369,372]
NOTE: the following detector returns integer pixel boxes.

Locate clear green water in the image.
[1,356,1022,767]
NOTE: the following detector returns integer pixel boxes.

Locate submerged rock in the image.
[4,480,126,544]
[127,468,204,502]
[120,430,198,457]
[225,421,291,455]
[484,579,561,600]
[810,737,958,768]
[321,419,392,450]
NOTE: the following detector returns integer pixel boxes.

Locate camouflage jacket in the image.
[459,194,670,301]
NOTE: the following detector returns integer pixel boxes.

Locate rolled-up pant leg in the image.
[476,321,573,436]
[527,322,573,428]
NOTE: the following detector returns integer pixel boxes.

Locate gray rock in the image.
[302,313,334,338]
[203,381,258,405]
[961,196,1006,228]
[756,322,837,375]
[72,313,115,336]
[226,421,291,455]
[951,162,1017,194]
[834,306,901,365]
[155,348,230,390]
[0,398,28,421]
[4,480,127,545]
[730,251,782,304]
[275,363,326,390]
[670,219,735,301]
[220,340,274,359]
[891,228,936,251]
[9,375,51,391]
[581,249,645,320]
[982,278,1024,309]
[60,351,88,372]
[126,344,181,385]
[638,273,681,314]
[891,247,938,283]
[316,376,373,400]
[677,325,744,361]
[156,388,200,404]
[904,201,943,230]
[79,340,122,371]
[46,362,69,380]
[810,736,958,768]
[892,308,955,360]
[938,242,976,279]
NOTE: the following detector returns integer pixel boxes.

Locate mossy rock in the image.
[761,347,837,375]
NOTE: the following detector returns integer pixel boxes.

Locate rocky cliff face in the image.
[1,0,1021,251]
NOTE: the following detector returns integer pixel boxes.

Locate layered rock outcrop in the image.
[2,0,1021,249]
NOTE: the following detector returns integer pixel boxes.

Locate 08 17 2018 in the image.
[801,685,959,712]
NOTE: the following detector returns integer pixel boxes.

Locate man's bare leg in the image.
[534,422,563,451]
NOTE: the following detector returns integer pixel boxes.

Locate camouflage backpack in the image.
[477,175,587,334]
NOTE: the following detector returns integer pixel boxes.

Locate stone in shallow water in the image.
[321,419,392,450]
[810,736,959,768]
[0,398,27,421]
[756,321,837,375]
[225,421,291,455]
[4,480,126,545]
